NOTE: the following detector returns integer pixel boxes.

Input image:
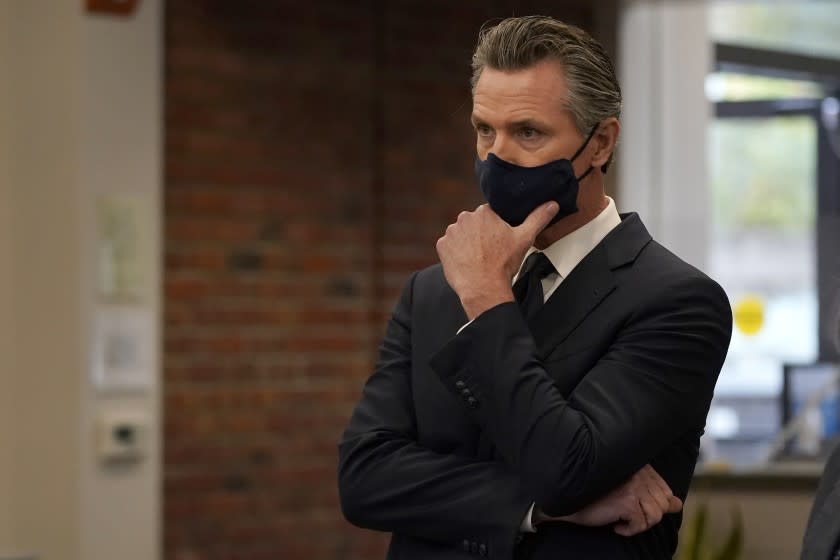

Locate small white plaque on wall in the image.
[97,194,151,303]
[93,306,155,393]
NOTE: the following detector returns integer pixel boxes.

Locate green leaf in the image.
[712,506,744,560]
[679,503,709,560]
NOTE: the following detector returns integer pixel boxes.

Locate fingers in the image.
[641,468,671,516]
[645,464,671,496]
[644,464,683,514]
[515,201,559,241]
[613,465,683,537]
[614,497,646,537]
[640,488,664,527]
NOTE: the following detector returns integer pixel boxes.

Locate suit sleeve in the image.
[429,275,732,517]
[338,272,533,555]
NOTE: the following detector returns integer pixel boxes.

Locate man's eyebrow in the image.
[509,118,548,129]
[469,116,550,129]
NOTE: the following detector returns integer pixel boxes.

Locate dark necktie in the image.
[512,252,555,320]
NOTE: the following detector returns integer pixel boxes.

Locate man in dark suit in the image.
[338,16,732,560]
[802,442,840,559]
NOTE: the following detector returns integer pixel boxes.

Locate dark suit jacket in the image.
[338,213,732,560]
[802,442,840,560]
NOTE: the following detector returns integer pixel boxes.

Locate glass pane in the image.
[710,1,840,60]
[706,114,818,467]
[705,72,825,102]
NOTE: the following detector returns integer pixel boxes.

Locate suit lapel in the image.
[468,214,651,460]
[529,243,616,359]
[528,212,652,360]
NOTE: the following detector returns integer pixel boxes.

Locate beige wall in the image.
[4,2,84,557]
[682,488,813,560]
[0,1,161,559]
[0,0,13,547]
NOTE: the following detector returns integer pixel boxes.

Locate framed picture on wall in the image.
[92,306,155,393]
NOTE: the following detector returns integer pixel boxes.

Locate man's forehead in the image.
[470,105,550,126]
[471,91,565,125]
[474,60,567,96]
[471,61,568,122]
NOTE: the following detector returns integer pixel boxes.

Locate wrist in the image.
[460,287,513,321]
[531,507,547,526]
[556,513,577,523]
[533,506,577,525]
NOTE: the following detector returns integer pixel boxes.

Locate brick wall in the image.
[164,2,610,559]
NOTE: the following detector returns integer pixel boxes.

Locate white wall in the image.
[618,0,712,270]
[78,3,162,559]
[0,1,161,559]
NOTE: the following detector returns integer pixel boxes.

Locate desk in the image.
[693,461,823,492]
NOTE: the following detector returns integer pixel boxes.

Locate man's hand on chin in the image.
[534,464,683,537]
[435,201,559,321]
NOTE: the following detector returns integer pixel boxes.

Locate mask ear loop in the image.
[570,124,600,162]
[570,123,601,180]
[575,165,596,183]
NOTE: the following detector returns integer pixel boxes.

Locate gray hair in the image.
[471,16,622,142]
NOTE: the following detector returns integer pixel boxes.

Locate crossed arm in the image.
[338,272,534,554]
[340,203,731,555]
[338,269,728,551]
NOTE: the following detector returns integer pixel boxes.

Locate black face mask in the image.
[474,125,599,227]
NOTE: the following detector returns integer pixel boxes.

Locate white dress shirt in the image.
[513,196,622,305]
[458,197,622,532]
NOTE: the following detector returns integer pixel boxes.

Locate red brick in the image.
[164,2,609,559]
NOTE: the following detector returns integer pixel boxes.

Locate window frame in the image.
[715,42,840,362]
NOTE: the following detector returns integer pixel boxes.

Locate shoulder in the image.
[636,239,716,284]
[638,240,729,303]
[605,213,729,311]
[620,239,732,337]
[395,263,455,306]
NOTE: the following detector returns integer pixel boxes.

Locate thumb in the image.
[516,201,559,241]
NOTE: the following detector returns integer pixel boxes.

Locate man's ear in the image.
[591,118,620,172]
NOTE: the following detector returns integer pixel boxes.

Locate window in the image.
[703,2,840,468]
[710,1,840,60]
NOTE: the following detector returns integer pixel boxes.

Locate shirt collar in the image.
[515,197,621,282]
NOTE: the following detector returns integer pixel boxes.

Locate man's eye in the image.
[476,125,493,137]
[519,127,541,139]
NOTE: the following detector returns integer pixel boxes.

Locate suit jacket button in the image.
[466,396,479,408]
[462,539,471,552]
[455,380,466,390]
[460,388,472,398]
[479,543,488,556]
